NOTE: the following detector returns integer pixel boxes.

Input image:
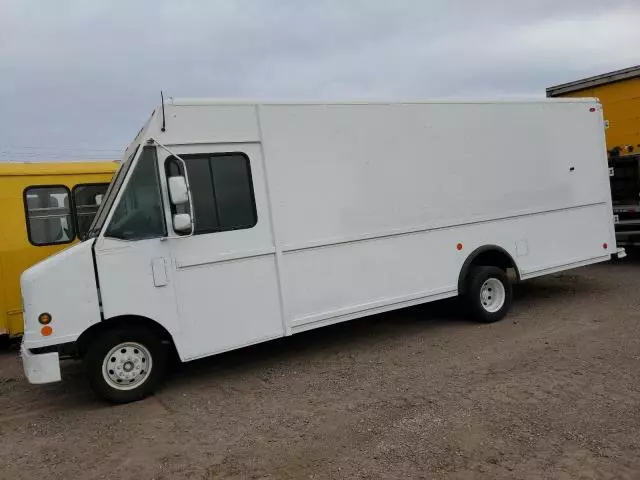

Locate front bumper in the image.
[21,343,61,384]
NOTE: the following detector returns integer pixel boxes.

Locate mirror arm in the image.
[148,138,195,237]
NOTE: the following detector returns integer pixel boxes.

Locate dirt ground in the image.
[2,255,640,480]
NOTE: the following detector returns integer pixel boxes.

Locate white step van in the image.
[20,98,620,403]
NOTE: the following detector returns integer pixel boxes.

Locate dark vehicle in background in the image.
[611,153,640,247]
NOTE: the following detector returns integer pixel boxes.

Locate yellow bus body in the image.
[0,161,117,342]
[547,66,640,155]
[557,78,640,155]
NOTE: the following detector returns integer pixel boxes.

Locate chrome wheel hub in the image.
[102,342,152,391]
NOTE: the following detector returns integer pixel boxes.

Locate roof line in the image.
[0,160,119,176]
[547,65,640,97]
[168,97,598,107]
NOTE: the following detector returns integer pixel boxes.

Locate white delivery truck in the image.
[21,98,621,403]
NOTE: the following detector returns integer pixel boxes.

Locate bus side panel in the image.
[0,177,25,337]
[0,188,6,336]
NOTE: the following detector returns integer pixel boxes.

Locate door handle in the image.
[151,258,168,287]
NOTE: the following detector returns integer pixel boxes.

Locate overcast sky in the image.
[1,0,639,161]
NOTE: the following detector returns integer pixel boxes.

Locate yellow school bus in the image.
[0,161,118,346]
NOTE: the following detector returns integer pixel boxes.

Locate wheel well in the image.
[75,315,176,358]
[458,246,520,295]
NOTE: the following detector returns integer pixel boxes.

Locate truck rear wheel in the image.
[466,266,512,323]
[84,327,167,404]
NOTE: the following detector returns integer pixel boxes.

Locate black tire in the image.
[465,266,512,323]
[84,327,167,404]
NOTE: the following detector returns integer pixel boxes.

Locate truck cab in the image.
[21,105,282,403]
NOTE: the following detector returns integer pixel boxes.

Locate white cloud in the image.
[514,8,640,72]
[0,0,638,159]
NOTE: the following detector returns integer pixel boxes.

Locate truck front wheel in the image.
[84,327,168,404]
[465,266,512,323]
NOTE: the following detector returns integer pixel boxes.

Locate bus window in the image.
[73,183,109,240]
[24,186,74,246]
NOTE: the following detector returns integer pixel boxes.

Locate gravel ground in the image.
[1,255,640,479]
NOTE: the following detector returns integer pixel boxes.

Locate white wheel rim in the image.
[102,342,153,391]
[479,278,506,313]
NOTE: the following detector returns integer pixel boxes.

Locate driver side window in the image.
[105,147,166,240]
[165,152,257,235]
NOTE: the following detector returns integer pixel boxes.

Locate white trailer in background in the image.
[21,98,621,402]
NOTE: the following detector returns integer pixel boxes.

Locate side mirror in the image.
[173,213,192,233]
[168,176,189,205]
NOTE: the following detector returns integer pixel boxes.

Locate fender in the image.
[457,245,520,295]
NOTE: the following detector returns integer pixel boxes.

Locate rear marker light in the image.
[38,312,52,325]
[603,243,608,250]
[589,107,596,112]
[456,243,463,251]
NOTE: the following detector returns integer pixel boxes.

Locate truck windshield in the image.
[85,146,139,239]
[104,146,166,240]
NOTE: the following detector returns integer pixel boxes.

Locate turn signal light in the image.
[41,326,53,336]
[38,313,52,325]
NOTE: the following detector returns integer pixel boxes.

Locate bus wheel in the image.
[84,327,167,404]
[466,266,512,323]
